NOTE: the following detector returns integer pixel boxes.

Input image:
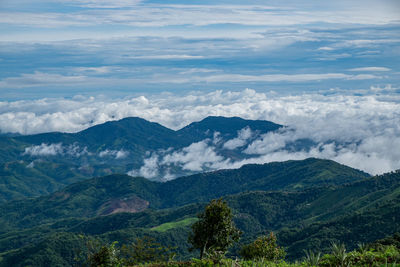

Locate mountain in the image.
[17,117,192,151]
[0,116,284,202]
[278,170,400,259]
[158,158,369,207]
[0,136,27,163]
[0,158,369,230]
[0,160,87,202]
[0,166,398,266]
[177,116,282,141]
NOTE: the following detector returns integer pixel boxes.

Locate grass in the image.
[151,218,197,233]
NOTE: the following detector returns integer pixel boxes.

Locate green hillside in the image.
[2,159,399,266]
[0,158,369,230]
[0,116,284,203]
[177,116,282,141]
[159,158,369,207]
[0,170,399,266]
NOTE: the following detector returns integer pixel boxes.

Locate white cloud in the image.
[2,2,399,30]
[0,72,87,89]
[127,154,159,179]
[162,140,227,172]
[3,88,400,175]
[128,55,204,60]
[27,161,35,168]
[318,46,335,51]
[23,143,63,156]
[370,84,397,92]
[23,143,89,157]
[223,127,253,150]
[74,66,113,74]
[348,67,391,72]
[1,70,377,91]
[244,129,294,155]
[188,73,380,83]
[99,149,129,159]
[60,0,143,8]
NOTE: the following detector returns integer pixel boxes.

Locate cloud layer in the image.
[23,143,89,157]
[3,88,398,175]
[0,1,398,99]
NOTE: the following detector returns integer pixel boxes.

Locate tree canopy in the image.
[188,198,241,258]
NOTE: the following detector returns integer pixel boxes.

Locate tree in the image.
[120,236,175,265]
[240,232,285,261]
[188,198,241,259]
[87,241,121,267]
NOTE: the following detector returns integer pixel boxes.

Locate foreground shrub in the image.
[319,243,400,267]
[188,199,241,259]
[240,232,286,261]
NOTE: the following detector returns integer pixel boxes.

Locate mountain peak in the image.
[177,116,282,140]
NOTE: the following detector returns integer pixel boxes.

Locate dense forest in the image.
[0,159,399,266]
[0,117,399,266]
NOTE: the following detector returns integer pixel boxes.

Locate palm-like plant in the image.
[357,242,368,254]
[331,242,349,267]
[304,249,321,266]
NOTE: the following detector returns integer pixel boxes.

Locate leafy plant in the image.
[320,242,350,267]
[120,236,176,265]
[188,198,241,259]
[87,241,122,267]
[239,232,286,262]
[303,249,321,266]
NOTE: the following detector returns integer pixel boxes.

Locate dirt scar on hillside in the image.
[99,195,149,216]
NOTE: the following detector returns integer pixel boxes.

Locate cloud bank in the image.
[3,88,400,175]
[23,143,89,157]
[99,149,129,159]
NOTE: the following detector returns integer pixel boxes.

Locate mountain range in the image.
[0,116,399,266]
[0,158,399,266]
[0,116,283,202]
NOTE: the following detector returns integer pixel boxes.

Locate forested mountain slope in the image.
[0,158,369,229]
[0,116,283,202]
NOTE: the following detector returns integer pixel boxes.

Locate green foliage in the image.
[0,116,283,203]
[151,218,198,233]
[86,237,175,267]
[120,236,176,265]
[87,241,122,267]
[0,158,369,230]
[369,232,400,250]
[240,232,285,261]
[160,158,369,208]
[1,163,400,265]
[188,199,241,259]
[303,249,321,266]
[319,243,400,267]
[189,258,303,267]
[0,232,92,267]
[328,243,348,267]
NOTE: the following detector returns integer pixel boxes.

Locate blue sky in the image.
[0,0,399,100]
[1,1,400,174]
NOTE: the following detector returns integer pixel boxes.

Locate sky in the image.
[1,0,400,175]
[0,0,399,99]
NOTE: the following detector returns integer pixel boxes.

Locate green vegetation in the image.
[1,116,399,266]
[82,230,400,266]
[0,116,283,203]
[240,233,285,261]
[188,199,241,259]
[177,116,281,141]
[0,158,369,230]
[0,157,399,266]
[87,237,176,267]
[152,218,198,233]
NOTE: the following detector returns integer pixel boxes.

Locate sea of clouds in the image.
[22,142,128,160]
[2,88,399,176]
